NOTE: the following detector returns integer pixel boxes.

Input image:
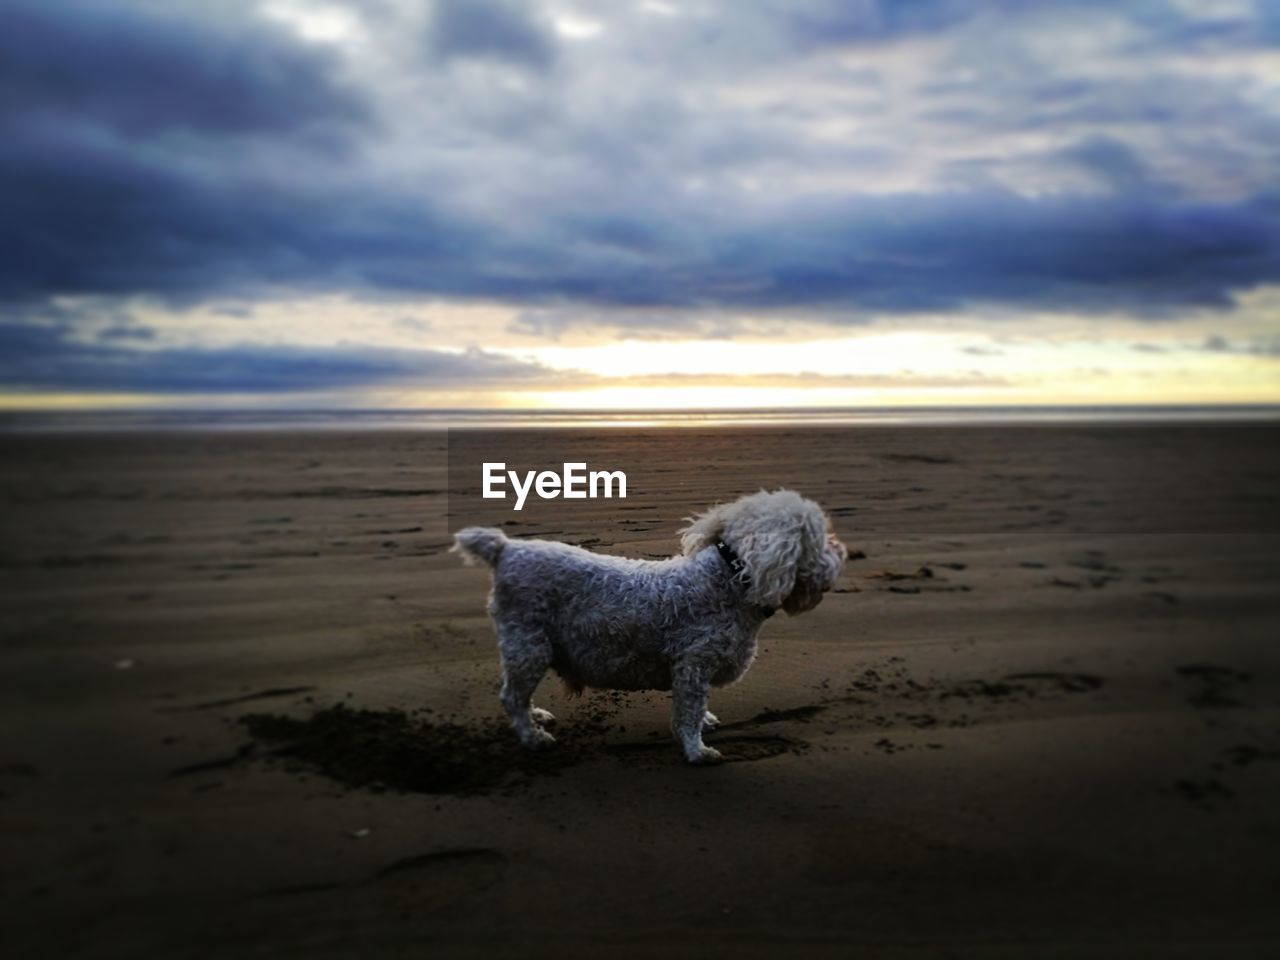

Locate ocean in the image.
[2,405,1278,432]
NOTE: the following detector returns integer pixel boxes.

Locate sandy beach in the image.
[2,423,1279,958]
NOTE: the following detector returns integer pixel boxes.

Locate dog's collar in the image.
[714,540,774,618]
[715,539,747,580]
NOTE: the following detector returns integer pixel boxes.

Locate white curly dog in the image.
[452,489,848,764]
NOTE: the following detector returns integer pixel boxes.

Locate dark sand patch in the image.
[865,566,935,581]
[1003,672,1104,693]
[1175,777,1235,809]
[1176,663,1252,709]
[881,453,955,465]
[241,705,585,795]
[241,699,812,790]
[942,672,1104,702]
[1222,744,1280,767]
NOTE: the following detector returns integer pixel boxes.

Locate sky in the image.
[2,0,1279,410]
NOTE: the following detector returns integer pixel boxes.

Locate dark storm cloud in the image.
[0,323,562,393]
[0,0,367,137]
[473,186,1278,314]
[719,188,1280,313]
[0,125,466,302]
[0,0,380,303]
[5,141,1275,312]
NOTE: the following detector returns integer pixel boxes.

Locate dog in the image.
[452,489,848,763]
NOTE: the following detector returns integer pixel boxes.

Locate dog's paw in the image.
[686,745,724,765]
[523,727,557,750]
[701,710,720,731]
[530,707,557,725]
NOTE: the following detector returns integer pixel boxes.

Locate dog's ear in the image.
[782,524,847,615]
[737,497,832,610]
[735,524,804,609]
[714,489,814,609]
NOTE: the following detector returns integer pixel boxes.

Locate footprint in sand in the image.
[1175,664,1251,709]
[1174,778,1233,810]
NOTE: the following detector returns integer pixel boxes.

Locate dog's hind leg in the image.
[496,626,556,749]
[671,659,722,764]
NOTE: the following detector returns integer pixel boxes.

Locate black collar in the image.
[714,540,775,618]
[715,539,747,580]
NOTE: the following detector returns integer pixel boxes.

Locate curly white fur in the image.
[452,489,848,764]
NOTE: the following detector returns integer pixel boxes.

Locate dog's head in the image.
[679,489,848,615]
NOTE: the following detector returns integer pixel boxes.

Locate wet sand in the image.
[1,424,1279,958]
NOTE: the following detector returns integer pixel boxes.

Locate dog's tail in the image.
[451,527,508,568]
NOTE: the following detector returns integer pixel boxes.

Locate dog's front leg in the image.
[671,661,722,764]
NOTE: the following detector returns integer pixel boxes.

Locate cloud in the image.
[428,0,556,71]
[778,0,974,48]
[1,0,1278,359]
[1196,333,1280,357]
[0,0,379,305]
[1055,137,1154,193]
[1203,333,1230,352]
[0,322,566,393]
[97,325,156,342]
[0,0,367,138]
[213,305,256,319]
[5,145,1275,315]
